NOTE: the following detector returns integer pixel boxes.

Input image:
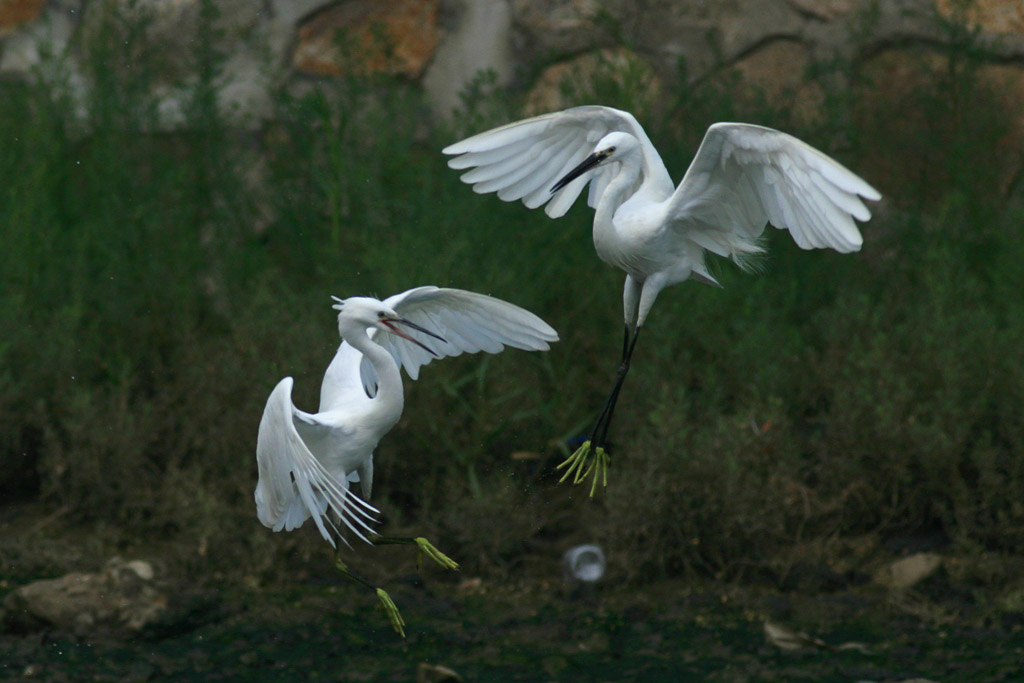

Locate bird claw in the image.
[415,537,460,571]
[584,447,609,497]
[556,440,591,482]
[376,588,406,638]
[556,441,610,496]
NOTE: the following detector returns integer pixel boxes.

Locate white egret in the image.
[255,286,558,636]
[444,106,881,494]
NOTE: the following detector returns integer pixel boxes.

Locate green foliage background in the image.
[1,6,1022,586]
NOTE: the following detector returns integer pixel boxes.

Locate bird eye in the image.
[608,146,616,154]
[377,311,386,319]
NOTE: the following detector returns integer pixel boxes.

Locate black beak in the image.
[551,151,606,194]
[383,318,448,357]
[396,318,447,343]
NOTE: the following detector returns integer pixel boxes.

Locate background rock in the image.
[423,0,515,118]
[730,39,824,126]
[786,0,857,20]
[874,553,943,590]
[509,0,608,61]
[0,3,75,76]
[0,0,46,39]
[935,0,1024,34]
[524,46,661,115]
[0,0,1023,130]
[2,558,168,637]
[292,0,440,78]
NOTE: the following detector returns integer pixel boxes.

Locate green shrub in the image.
[1,2,1022,585]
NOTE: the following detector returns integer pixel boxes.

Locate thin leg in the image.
[584,325,639,449]
[557,327,642,495]
[334,553,406,638]
[368,533,459,571]
[594,327,641,448]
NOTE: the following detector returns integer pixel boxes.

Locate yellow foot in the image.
[376,588,406,638]
[414,537,460,571]
[556,441,609,496]
[556,440,593,483]
[584,447,610,497]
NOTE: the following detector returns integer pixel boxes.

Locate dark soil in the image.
[3,563,1024,682]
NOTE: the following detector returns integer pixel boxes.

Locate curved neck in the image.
[345,328,405,424]
[596,156,643,222]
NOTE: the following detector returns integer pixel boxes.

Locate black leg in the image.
[586,327,637,446]
[334,552,406,637]
[368,534,417,547]
[334,553,378,591]
[368,533,459,571]
[591,326,641,450]
[556,326,642,494]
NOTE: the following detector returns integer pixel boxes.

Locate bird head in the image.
[331,296,446,356]
[551,132,639,194]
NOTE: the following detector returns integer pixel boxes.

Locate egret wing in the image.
[667,121,876,260]
[360,287,559,397]
[443,106,675,218]
[255,377,378,548]
[667,123,881,258]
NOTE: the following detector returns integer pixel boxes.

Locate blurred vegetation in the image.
[1,4,1022,591]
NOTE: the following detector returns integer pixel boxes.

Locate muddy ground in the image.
[3,551,1024,682]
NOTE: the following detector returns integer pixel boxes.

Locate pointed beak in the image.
[551,151,606,194]
[381,317,447,357]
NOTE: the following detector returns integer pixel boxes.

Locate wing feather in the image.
[448,136,539,170]
[444,105,674,217]
[522,140,585,209]
[255,378,379,548]
[497,135,581,197]
[807,168,872,222]
[499,134,581,201]
[543,147,592,218]
[463,137,550,186]
[667,123,879,256]
[444,116,556,154]
[359,287,558,397]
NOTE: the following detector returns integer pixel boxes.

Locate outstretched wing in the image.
[254,377,378,548]
[668,123,881,258]
[359,287,559,398]
[443,105,675,218]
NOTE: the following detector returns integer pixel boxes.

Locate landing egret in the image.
[255,286,558,636]
[444,106,881,494]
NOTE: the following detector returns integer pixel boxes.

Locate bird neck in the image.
[345,328,405,423]
[595,156,642,227]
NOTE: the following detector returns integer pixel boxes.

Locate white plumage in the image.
[444,105,881,491]
[255,287,558,547]
[444,106,879,301]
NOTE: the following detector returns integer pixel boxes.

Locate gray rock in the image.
[874,552,943,590]
[269,0,337,26]
[1,558,168,637]
[509,0,611,61]
[1,0,1023,127]
[423,0,515,119]
[0,6,75,76]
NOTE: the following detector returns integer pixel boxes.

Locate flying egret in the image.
[443,106,881,494]
[255,286,558,636]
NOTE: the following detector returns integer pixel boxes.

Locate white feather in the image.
[255,378,379,549]
[444,105,675,218]
[667,123,879,257]
[256,287,559,549]
[359,287,558,396]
